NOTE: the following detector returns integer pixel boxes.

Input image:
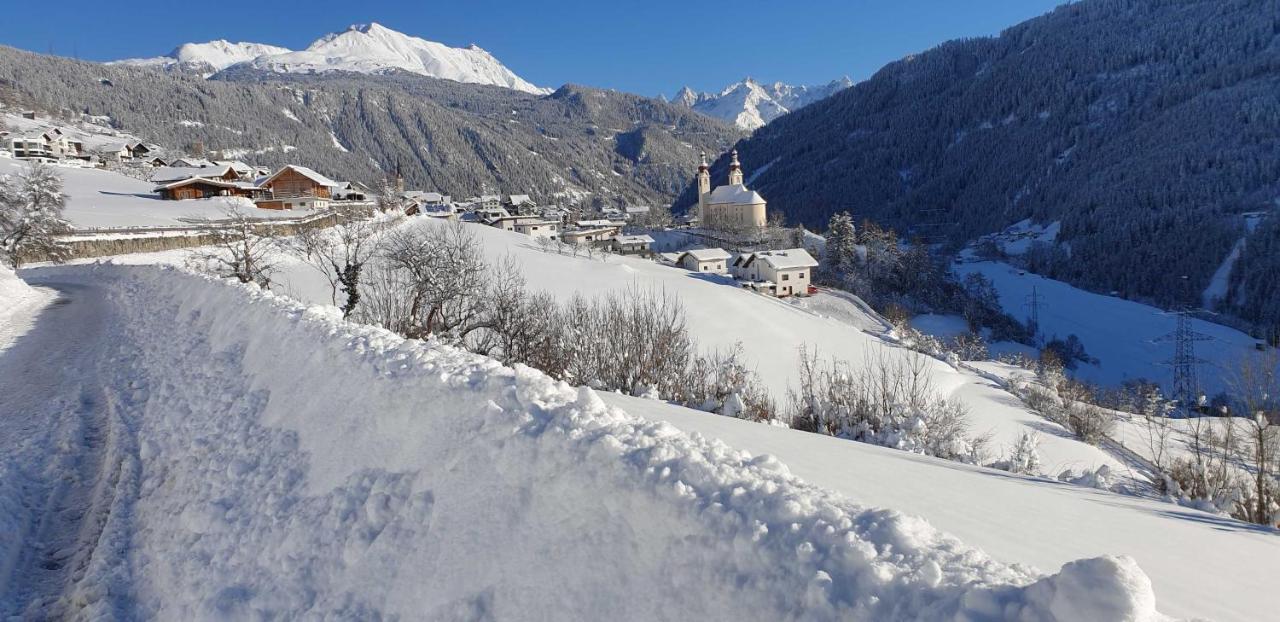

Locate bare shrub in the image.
[188,206,280,288]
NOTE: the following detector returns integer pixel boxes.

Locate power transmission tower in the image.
[1158,310,1211,416]
[1024,286,1042,345]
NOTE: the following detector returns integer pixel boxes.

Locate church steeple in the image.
[696,151,711,218]
[727,149,744,186]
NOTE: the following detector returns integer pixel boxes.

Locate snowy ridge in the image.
[674,77,853,130]
[112,23,549,94]
[23,263,1159,620]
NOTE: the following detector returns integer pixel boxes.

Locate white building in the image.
[513,219,560,240]
[611,234,654,255]
[695,150,767,232]
[676,248,732,274]
[731,249,819,297]
[561,227,616,246]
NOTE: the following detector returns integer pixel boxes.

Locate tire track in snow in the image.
[0,282,140,619]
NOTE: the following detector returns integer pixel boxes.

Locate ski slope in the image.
[0,264,1171,620]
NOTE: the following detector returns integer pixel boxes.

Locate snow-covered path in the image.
[0,264,1170,620]
[0,280,139,618]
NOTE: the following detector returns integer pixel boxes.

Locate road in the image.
[0,279,139,619]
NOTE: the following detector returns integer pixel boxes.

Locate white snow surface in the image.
[0,266,54,353]
[0,159,307,228]
[0,264,1170,620]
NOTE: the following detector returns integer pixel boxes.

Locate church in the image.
[695,149,768,232]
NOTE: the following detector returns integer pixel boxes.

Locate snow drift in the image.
[27,264,1161,620]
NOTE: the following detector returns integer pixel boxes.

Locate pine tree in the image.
[0,162,71,267]
[823,211,858,276]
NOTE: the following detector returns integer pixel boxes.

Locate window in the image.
[782,273,790,281]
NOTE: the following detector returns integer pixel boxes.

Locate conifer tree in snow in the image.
[0,161,71,267]
[823,211,857,276]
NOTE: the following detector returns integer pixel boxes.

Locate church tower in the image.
[696,150,711,218]
[727,149,744,186]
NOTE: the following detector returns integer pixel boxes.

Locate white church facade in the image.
[695,149,768,232]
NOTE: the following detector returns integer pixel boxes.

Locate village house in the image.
[624,205,651,221]
[403,190,451,207]
[168,157,217,168]
[561,227,617,246]
[675,248,732,274]
[611,234,654,256]
[693,150,767,233]
[334,181,374,202]
[486,214,545,232]
[255,165,338,210]
[731,249,819,297]
[503,194,536,215]
[513,219,560,240]
[154,177,266,201]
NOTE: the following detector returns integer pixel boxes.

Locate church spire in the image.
[728,149,744,186]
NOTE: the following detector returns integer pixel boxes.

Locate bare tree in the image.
[289,204,385,317]
[187,206,280,288]
[1232,349,1280,524]
[0,161,71,267]
[381,220,489,340]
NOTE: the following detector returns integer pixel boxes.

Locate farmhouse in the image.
[731,249,819,297]
[561,227,616,246]
[676,248,731,274]
[154,177,266,201]
[513,219,560,240]
[255,165,338,210]
[611,234,654,256]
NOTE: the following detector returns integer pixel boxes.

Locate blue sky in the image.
[4,0,1066,96]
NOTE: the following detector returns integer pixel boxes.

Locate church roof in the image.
[706,183,765,206]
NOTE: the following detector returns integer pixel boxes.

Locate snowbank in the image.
[42,263,1160,620]
[0,265,54,352]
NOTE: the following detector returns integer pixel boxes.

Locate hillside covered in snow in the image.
[112,23,548,94]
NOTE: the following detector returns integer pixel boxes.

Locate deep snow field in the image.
[952,259,1270,397]
[0,159,310,229]
[2,218,1278,620]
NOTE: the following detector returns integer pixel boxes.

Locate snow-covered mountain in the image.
[111,41,291,76]
[673,77,853,130]
[111,23,549,94]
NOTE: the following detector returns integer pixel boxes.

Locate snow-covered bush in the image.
[679,343,776,422]
[0,161,71,267]
[788,346,985,463]
[995,431,1043,476]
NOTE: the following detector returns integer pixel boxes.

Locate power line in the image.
[1156,277,1212,415]
[1024,285,1043,346]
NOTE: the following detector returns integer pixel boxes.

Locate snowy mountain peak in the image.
[673,77,853,130]
[111,23,550,95]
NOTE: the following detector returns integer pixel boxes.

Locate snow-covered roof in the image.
[261,165,340,188]
[154,177,261,191]
[575,219,620,228]
[152,165,235,183]
[706,183,766,206]
[169,158,216,168]
[745,249,818,270]
[625,205,651,214]
[615,235,655,245]
[505,194,534,206]
[680,248,732,262]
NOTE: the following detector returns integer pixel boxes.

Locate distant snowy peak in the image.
[111,23,549,95]
[674,76,854,130]
[249,23,549,94]
[112,41,291,75]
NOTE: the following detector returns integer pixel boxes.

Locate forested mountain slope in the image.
[0,46,743,207]
[684,0,1280,330]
